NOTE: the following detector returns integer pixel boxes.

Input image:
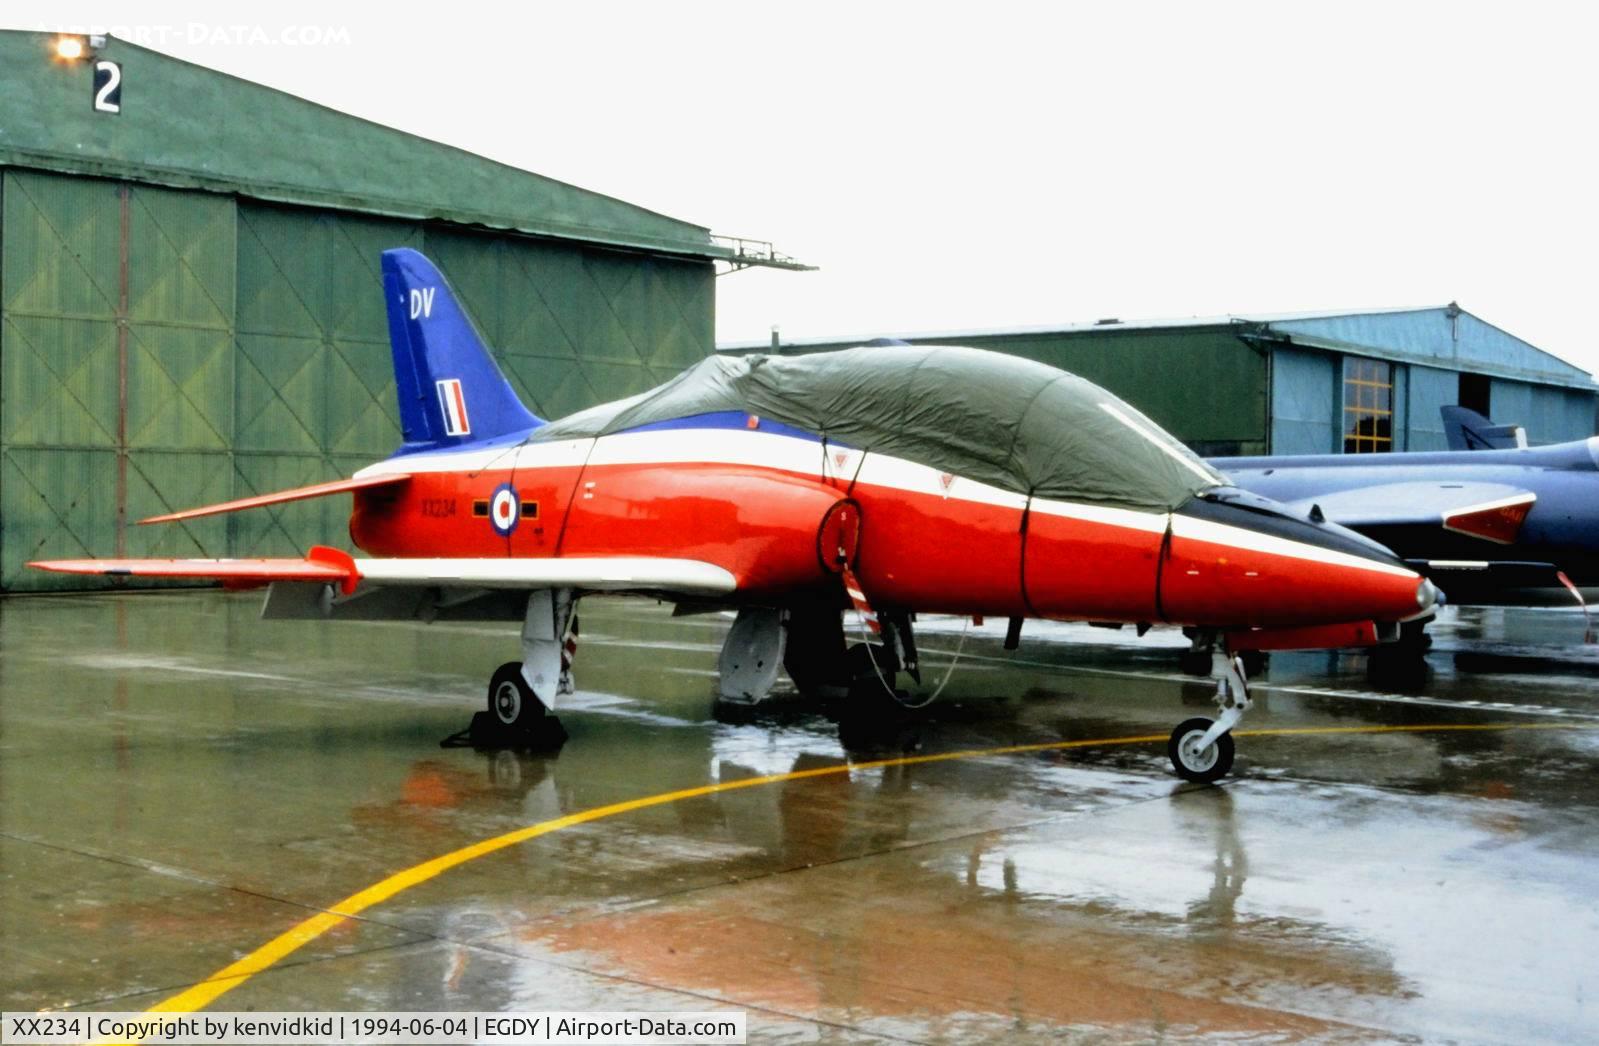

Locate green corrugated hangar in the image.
[728,308,1599,458]
[0,30,799,591]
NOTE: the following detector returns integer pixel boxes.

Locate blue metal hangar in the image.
[726,306,1598,457]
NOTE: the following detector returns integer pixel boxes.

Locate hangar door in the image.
[0,174,718,591]
[0,169,235,590]
[231,203,417,561]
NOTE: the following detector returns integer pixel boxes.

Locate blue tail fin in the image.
[381,248,543,453]
[1440,405,1526,451]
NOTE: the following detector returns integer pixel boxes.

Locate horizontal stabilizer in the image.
[29,551,736,597]
[31,546,359,592]
[140,474,411,524]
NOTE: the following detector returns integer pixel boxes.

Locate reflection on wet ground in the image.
[2,594,1597,1042]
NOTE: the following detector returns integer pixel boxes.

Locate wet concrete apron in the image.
[2,593,1595,1042]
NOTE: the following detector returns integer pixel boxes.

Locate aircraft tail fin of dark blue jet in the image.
[381,248,543,454]
[1441,406,1527,451]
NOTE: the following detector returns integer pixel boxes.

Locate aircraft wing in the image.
[1282,480,1536,542]
[353,557,736,594]
[29,547,737,597]
[1401,559,1584,608]
[29,556,356,586]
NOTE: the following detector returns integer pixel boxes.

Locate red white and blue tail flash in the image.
[435,378,471,436]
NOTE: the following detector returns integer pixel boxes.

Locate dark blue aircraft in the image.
[1210,409,1599,614]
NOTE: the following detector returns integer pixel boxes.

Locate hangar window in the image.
[1342,357,1393,453]
[1459,372,1491,417]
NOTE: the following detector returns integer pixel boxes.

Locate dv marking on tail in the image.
[409,286,436,319]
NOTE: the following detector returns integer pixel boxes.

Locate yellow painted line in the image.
[1233,723,1591,737]
[145,721,1595,1014]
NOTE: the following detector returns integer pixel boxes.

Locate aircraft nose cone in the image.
[1162,493,1428,628]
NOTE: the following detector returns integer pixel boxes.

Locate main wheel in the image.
[1167,716,1235,783]
[784,603,851,701]
[845,641,907,705]
[488,661,545,729]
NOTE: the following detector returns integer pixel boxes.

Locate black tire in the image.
[1238,649,1269,676]
[488,661,545,729]
[1366,647,1431,690]
[1167,716,1236,784]
[1398,618,1434,652]
[784,603,851,700]
[1178,650,1214,677]
[845,641,905,703]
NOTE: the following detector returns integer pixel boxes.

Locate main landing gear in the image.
[1168,652,1252,784]
[716,603,931,710]
[488,662,545,729]
[462,589,574,749]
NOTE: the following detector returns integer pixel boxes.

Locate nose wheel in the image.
[1168,717,1236,783]
[1167,652,1251,783]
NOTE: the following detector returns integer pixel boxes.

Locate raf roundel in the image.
[489,483,519,536]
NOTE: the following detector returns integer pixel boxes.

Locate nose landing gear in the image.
[1168,652,1251,783]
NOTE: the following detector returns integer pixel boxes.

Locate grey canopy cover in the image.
[535,345,1223,512]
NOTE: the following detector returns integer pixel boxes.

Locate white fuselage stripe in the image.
[355,428,1412,579]
[1169,515,1417,578]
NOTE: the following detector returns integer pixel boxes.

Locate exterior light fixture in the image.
[52,34,104,60]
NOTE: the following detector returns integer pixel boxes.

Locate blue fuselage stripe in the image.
[616,411,829,443]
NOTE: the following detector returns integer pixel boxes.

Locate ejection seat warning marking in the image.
[144,722,1595,1016]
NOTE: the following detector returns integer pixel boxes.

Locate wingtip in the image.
[26,560,98,574]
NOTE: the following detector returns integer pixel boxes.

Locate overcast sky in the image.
[19,2,1599,374]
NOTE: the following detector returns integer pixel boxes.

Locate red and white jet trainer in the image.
[34,249,1438,782]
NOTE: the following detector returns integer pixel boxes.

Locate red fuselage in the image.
[348,421,1430,633]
